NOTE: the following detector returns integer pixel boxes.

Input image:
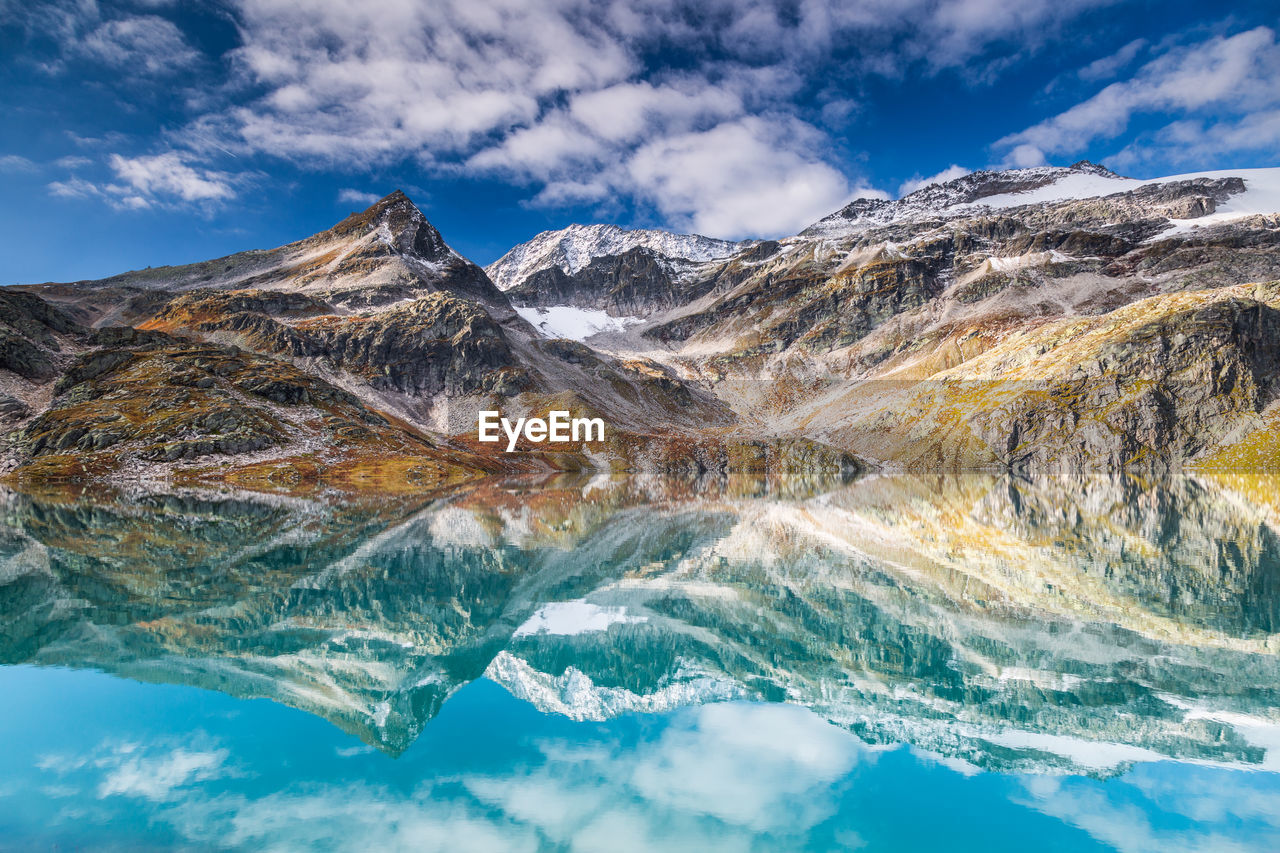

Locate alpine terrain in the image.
[3,160,1280,489]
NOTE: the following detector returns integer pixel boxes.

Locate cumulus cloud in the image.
[467,97,857,237]
[898,164,972,196]
[160,0,1123,236]
[624,117,866,238]
[213,0,634,167]
[997,26,1280,169]
[49,152,239,210]
[627,703,862,830]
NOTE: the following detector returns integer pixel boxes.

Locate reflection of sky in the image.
[4,666,1280,851]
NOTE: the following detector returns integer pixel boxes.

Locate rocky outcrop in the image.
[507,247,712,316]
[818,283,1280,470]
[0,289,87,382]
[4,328,511,490]
[145,289,530,397]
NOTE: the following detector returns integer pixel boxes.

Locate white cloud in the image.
[7,2,201,75]
[7,0,1162,232]
[628,703,862,829]
[337,188,381,206]
[624,117,862,238]
[898,164,972,196]
[154,0,1123,235]
[140,703,868,851]
[53,155,92,169]
[98,747,231,802]
[468,114,607,177]
[1016,776,1262,853]
[915,0,1122,74]
[1076,38,1148,83]
[48,152,240,211]
[997,26,1280,168]
[77,15,201,74]
[0,154,38,173]
[1005,143,1049,168]
[109,153,236,203]
[567,81,743,144]
[214,0,635,167]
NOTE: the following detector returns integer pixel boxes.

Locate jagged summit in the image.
[29,187,507,312]
[326,190,455,263]
[803,161,1134,236]
[902,161,1121,206]
[486,222,751,291]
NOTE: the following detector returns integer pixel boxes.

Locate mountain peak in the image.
[1068,159,1120,177]
[327,190,453,262]
[803,162,1142,237]
[485,223,751,291]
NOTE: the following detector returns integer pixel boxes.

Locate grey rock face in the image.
[508,247,716,316]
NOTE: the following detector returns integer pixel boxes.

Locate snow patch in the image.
[974,172,1141,209]
[513,600,646,638]
[986,250,1075,271]
[1153,168,1280,237]
[516,305,644,342]
[484,651,743,721]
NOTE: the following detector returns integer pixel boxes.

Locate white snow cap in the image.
[804,164,1280,237]
[487,223,750,290]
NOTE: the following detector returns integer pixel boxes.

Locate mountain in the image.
[552,163,1280,470]
[485,223,751,292]
[0,192,859,489]
[4,161,1280,488]
[800,161,1265,235]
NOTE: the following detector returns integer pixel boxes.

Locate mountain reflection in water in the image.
[2,471,1280,850]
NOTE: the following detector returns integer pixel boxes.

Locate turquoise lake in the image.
[1,472,1279,851]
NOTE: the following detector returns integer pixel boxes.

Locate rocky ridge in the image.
[495,163,1280,471]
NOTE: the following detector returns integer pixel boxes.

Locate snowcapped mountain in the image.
[802,161,1280,236]
[7,161,1280,482]
[485,223,752,291]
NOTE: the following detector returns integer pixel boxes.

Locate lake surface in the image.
[2,471,1279,851]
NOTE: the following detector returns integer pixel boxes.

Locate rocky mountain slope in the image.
[4,161,1280,485]
[5,193,853,488]
[496,162,1280,471]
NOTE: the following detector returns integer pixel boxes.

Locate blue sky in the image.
[1,0,1277,284]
